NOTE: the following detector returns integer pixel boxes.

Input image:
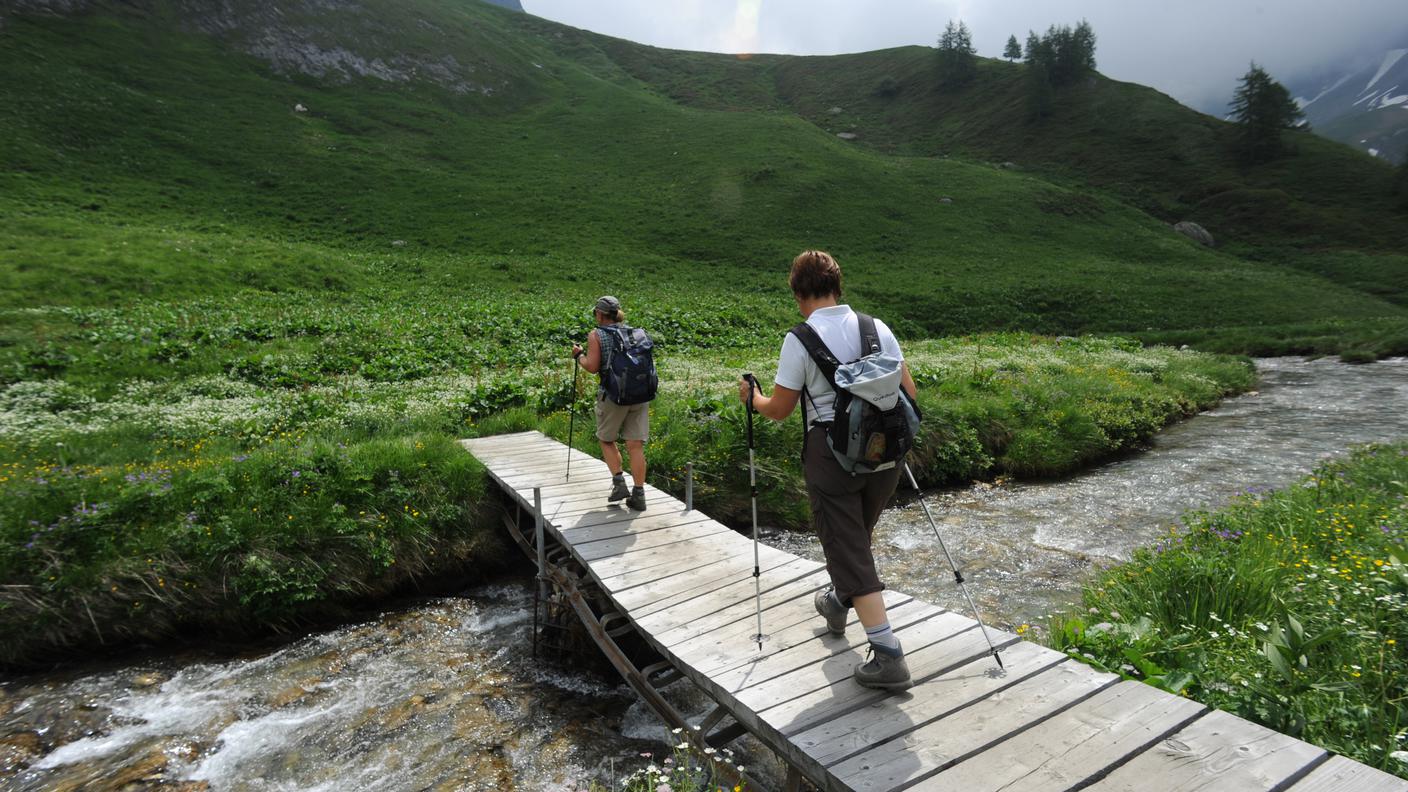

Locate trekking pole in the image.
[743,373,768,652]
[566,353,581,481]
[903,463,1005,671]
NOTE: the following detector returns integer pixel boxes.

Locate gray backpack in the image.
[790,313,921,474]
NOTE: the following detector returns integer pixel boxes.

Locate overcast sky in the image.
[522,1,1408,111]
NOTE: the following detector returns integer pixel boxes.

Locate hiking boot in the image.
[626,486,646,512]
[854,645,912,691]
[814,587,848,635]
[607,478,629,503]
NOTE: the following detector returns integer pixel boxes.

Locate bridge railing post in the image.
[533,486,545,658]
[685,462,694,512]
[534,487,546,598]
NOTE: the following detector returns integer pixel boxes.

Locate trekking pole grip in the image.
[742,373,756,445]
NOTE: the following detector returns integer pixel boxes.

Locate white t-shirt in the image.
[773,305,903,425]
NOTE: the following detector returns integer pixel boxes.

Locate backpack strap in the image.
[856,312,881,356]
[595,324,622,391]
[788,322,841,386]
[788,322,844,442]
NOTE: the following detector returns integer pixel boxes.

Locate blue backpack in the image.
[598,324,658,405]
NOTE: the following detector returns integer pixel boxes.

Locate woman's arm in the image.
[738,378,802,421]
[572,330,604,374]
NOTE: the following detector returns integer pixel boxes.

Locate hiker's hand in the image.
[738,376,756,405]
[572,344,584,360]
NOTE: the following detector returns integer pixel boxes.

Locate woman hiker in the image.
[573,295,649,512]
[737,250,919,690]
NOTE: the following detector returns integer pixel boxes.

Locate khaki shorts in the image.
[595,394,650,442]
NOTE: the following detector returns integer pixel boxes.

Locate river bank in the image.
[1053,442,1408,779]
[1,335,1251,668]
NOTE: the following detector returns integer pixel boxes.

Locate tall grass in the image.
[0,432,509,667]
[1049,444,1408,777]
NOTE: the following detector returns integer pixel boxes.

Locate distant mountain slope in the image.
[579,33,1407,258]
[0,0,1403,351]
[1291,44,1408,164]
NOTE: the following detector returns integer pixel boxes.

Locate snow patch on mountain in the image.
[1366,49,1407,92]
[1297,74,1351,109]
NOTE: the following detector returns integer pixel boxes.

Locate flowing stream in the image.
[3,358,1406,791]
[773,357,1408,626]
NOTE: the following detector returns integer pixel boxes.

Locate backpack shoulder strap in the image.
[855,312,881,357]
[788,322,840,386]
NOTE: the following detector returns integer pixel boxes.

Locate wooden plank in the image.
[559,512,720,547]
[1084,709,1328,792]
[619,554,820,619]
[553,504,693,532]
[704,600,946,690]
[469,443,594,464]
[486,459,606,481]
[793,641,1071,771]
[925,679,1208,792]
[1288,755,1408,792]
[468,443,580,465]
[497,473,617,497]
[462,431,555,450]
[642,569,833,644]
[668,590,915,674]
[575,521,737,562]
[461,431,542,450]
[829,660,1119,792]
[593,545,759,593]
[489,457,609,477]
[590,532,753,581]
[736,612,984,725]
[755,617,1016,738]
[533,486,672,518]
[471,443,596,462]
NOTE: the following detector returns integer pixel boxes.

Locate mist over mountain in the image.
[1288,41,1408,164]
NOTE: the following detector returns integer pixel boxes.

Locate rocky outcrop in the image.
[8,0,511,96]
[1173,221,1215,247]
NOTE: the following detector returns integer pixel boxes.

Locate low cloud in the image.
[525,0,1408,111]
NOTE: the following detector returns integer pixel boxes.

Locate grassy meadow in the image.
[0,0,1398,681]
[1049,444,1408,778]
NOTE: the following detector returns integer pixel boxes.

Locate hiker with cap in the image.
[573,295,658,512]
[737,250,921,690]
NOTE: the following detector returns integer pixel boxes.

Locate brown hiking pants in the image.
[803,426,902,606]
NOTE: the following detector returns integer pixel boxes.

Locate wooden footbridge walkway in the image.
[463,431,1406,792]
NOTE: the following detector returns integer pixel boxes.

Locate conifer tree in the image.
[1229,63,1304,163]
[1004,35,1022,62]
[1021,21,1096,118]
[937,20,977,86]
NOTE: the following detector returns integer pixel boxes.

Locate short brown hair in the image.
[789,250,843,300]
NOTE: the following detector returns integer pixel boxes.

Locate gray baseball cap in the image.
[594,295,621,314]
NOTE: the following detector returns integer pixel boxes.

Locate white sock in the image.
[865,621,901,656]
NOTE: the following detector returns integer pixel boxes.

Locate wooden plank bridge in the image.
[463,431,1407,792]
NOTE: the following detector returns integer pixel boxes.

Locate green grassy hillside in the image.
[0,0,1404,354]
[583,33,1408,299]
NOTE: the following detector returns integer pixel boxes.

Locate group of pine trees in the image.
[936,20,1097,117]
[935,19,1405,199]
